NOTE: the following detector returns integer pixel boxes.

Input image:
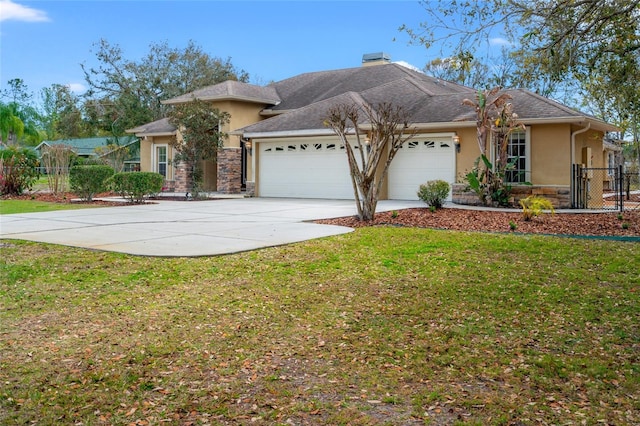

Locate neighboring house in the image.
[128,53,618,208]
[35,136,140,171]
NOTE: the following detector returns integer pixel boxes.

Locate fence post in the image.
[618,164,624,213]
[571,164,577,208]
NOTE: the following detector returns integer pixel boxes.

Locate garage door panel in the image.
[389,136,455,200]
[259,141,353,199]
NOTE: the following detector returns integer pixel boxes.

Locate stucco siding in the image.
[530,123,571,185]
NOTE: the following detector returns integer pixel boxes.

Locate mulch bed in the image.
[317,208,640,238]
[4,191,639,238]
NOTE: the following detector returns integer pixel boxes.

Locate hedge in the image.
[111,172,164,203]
[69,165,114,201]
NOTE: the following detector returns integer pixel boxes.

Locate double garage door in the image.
[258,136,455,200]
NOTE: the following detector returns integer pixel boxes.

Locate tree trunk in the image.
[360,181,377,221]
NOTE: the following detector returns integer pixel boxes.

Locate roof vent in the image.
[362,52,391,67]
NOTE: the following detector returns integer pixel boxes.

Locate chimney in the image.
[362,52,391,67]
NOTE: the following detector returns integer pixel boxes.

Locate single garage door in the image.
[388,136,455,200]
[258,140,354,198]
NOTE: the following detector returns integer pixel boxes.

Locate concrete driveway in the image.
[0,198,422,257]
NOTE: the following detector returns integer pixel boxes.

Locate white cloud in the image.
[67,83,86,93]
[0,0,50,22]
[489,37,512,47]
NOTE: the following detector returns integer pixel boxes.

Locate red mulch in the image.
[316,207,640,238]
[1,192,125,207]
[4,192,639,238]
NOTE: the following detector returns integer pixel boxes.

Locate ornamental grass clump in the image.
[519,195,555,221]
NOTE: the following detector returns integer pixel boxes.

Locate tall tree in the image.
[39,84,87,139]
[82,39,249,135]
[325,102,414,221]
[167,98,230,196]
[0,79,42,145]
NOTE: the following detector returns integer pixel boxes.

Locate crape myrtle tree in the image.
[325,102,414,221]
[167,98,230,197]
[402,0,640,164]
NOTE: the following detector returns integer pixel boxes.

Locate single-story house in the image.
[128,53,619,208]
[36,136,140,171]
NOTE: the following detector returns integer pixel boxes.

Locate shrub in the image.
[519,195,555,221]
[0,146,40,195]
[111,172,164,203]
[417,180,451,209]
[69,165,114,201]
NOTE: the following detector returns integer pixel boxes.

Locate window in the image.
[504,130,529,183]
[156,145,167,178]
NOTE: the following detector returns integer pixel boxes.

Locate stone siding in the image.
[245,181,256,197]
[217,148,242,194]
[452,183,571,209]
[173,161,191,193]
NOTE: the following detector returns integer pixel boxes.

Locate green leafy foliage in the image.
[168,99,230,196]
[82,39,248,134]
[69,165,114,201]
[417,179,451,209]
[0,146,40,195]
[519,195,555,221]
[111,172,164,203]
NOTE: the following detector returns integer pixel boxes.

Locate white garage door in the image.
[388,136,456,200]
[258,140,354,199]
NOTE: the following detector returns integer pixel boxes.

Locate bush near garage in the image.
[417,179,451,209]
[111,172,164,203]
[69,164,114,202]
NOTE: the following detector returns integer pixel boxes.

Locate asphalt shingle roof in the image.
[163,80,280,105]
[127,118,176,136]
[266,63,473,112]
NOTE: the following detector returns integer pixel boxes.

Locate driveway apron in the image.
[0,198,422,257]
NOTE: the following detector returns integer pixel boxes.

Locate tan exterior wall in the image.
[573,127,605,168]
[452,127,479,182]
[140,135,176,181]
[451,124,606,187]
[140,137,151,173]
[530,123,570,185]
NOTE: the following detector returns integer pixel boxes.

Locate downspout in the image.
[571,122,590,166]
[570,122,590,208]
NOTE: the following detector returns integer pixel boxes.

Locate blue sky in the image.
[0,0,504,101]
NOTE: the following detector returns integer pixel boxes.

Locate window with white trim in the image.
[156,145,168,178]
[504,130,530,183]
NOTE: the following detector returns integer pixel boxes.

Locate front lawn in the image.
[0,199,103,214]
[1,229,638,424]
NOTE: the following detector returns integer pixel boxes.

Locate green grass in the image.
[0,199,101,214]
[1,229,639,425]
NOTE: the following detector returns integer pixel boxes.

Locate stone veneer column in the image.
[217,147,242,194]
[173,161,192,193]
